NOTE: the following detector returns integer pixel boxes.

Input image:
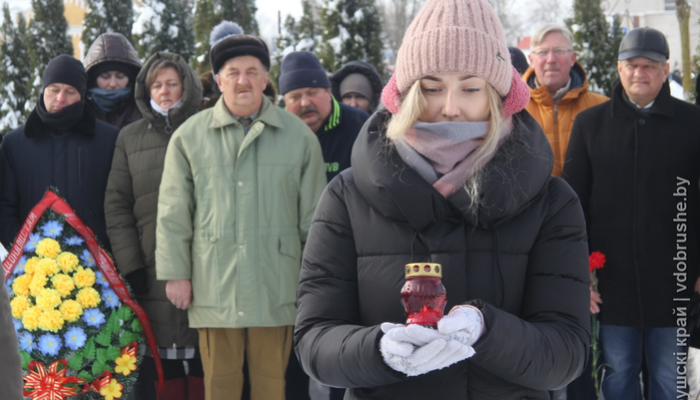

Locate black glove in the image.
[125,268,148,296]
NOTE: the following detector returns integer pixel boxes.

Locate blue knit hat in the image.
[278,51,330,95]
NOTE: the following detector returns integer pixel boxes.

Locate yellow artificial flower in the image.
[24,257,39,275]
[73,267,96,288]
[35,258,59,277]
[12,274,32,296]
[76,287,101,308]
[100,378,123,400]
[35,288,61,311]
[59,299,83,322]
[29,274,48,297]
[36,238,61,259]
[51,274,75,297]
[56,252,79,273]
[10,295,30,319]
[114,354,137,376]
[21,306,42,331]
[38,309,64,332]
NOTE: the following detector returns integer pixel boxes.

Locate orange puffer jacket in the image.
[523,62,608,177]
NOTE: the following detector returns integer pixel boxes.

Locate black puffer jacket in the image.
[295,110,590,399]
[104,52,203,349]
[84,33,142,129]
[564,81,700,327]
[0,102,118,250]
[330,61,384,113]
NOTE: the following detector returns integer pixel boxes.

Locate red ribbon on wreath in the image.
[4,190,165,396]
[23,359,89,400]
[121,342,138,358]
[90,371,113,393]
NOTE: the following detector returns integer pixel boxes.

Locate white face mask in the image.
[150,98,183,116]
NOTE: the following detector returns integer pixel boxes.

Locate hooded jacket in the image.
[330,61,384,113]
[84,33,143,129]
[563,81,700,327]
[104,52,203,349]
[0,101,118,250]
[295,110,591,399]
[523,62,608,177]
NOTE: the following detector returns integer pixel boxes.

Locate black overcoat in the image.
[295,110,591,399]
[0,104,118,250]
[564,81,700,327]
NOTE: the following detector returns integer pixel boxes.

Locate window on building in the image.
[665,0,676,11]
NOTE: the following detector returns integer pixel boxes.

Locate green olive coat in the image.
[155,95,326,328]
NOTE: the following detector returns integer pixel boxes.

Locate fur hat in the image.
[209,21,270,73]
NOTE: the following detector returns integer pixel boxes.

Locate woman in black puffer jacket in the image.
[294,0,590,399]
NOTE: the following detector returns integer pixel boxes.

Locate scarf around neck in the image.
[396,119,513,198]
[35,97,86,133]
[89,87,132,114]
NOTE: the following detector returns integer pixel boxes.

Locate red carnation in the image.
[589,251,606,273]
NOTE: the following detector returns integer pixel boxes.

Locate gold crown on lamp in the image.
[405,263,442,278]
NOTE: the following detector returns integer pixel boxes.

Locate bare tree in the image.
[380,0,424,65]
[527,0,569,27]
[676,0,692,98]
[488,0,522,46]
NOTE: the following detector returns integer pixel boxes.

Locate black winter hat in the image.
[279,51,330,95]
[508,47,529,75]
[209,21,270,74]
[618,27,669,62]
[42,54,88,97]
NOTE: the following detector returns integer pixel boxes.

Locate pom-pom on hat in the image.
[209,21,270,74]
[278,51,330,95]
[395,0,512,97]
[42,55,88,97]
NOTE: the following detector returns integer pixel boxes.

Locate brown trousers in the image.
[198,326,293,400]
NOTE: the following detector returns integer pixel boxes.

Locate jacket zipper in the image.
[553,104,558,124]
[164,115,173,134]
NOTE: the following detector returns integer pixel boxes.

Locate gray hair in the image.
[530,24,574,49]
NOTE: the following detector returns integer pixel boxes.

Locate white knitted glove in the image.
[379,323,475,376]
[437,306,484,347]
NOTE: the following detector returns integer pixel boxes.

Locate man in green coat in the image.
[155,22,326,400]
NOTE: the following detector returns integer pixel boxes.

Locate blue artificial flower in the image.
[64,236,84,246]
[101,288,120,309]
[38,333,62,356]
[24,233,42,252]
[13,255,27,276]
[19,332,35,352]
[5,277,13,296]
[40,220,63,239]
[81,249,96,268]
[64,327,87,350]
[82,308,105,328]
[94,271,110,287]
[13,318,22,332]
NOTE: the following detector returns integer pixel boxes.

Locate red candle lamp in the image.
[400,263,447,327]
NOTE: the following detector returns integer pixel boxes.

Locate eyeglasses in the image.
[531,47,573,58]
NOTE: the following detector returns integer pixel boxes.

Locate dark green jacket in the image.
[104,52,203,348]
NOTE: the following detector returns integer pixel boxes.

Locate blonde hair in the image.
[530,24,574,49]
[386,79,506,216]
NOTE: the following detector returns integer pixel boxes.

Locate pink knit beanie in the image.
[395,0,512,97]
